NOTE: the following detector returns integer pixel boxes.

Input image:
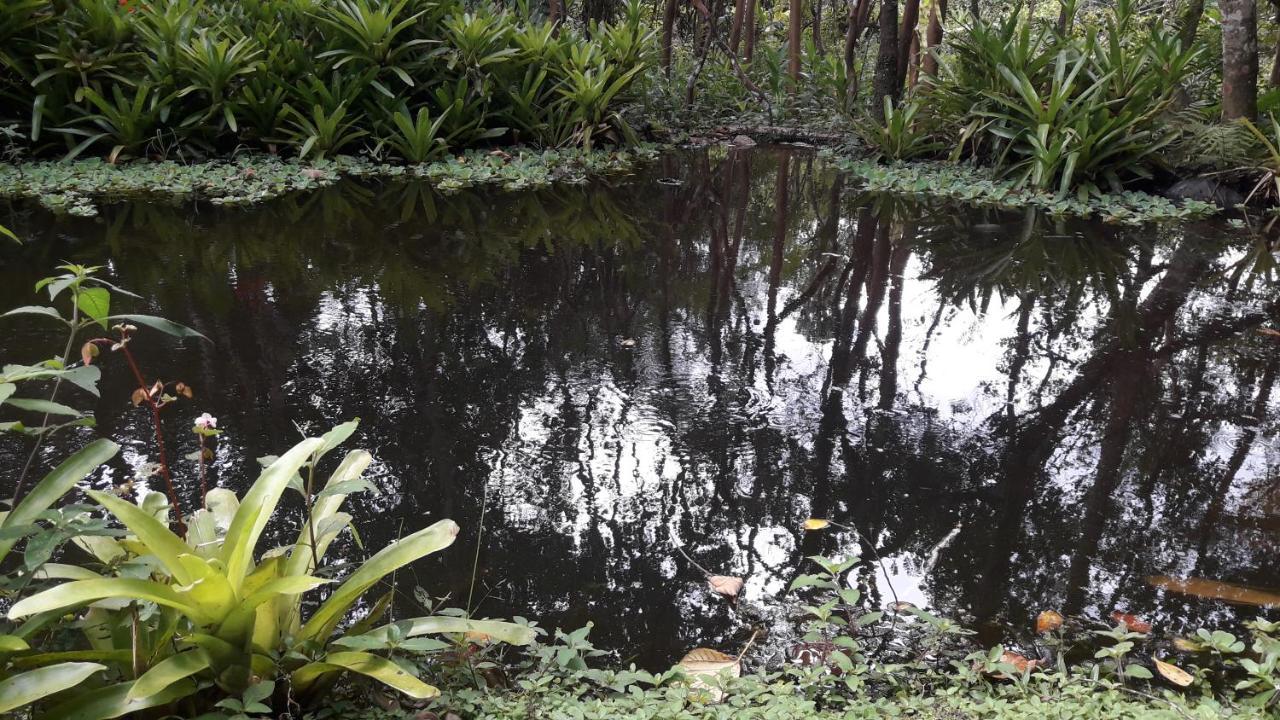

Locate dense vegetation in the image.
[0,0,651,161]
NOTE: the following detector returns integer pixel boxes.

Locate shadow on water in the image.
[1,145,1279,667]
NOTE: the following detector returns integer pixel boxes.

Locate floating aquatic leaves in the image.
[1154,657,1194,687]
[1036,610,1064,634]
[1147,576,1280,607]
[1110,611,1152,634]
[707,575,743,598]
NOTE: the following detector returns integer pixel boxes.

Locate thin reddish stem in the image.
[119,343,186,536]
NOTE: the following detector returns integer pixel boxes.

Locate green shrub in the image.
[0,0,654,162]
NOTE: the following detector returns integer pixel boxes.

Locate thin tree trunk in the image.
[922,0,945,76]
[969,0,978,21]
[549,0,561,24]
[897,0,920,88]
[745,0,759,60]
[730,0,749,54]
[661,0,678,74]
[872,0,900,119]
[790,0,803,89]
[1222,0,1259,121]
[1179,0,1206,51]
[815,0,826,54]
[1270,1,1280,86]
[906,29,920,87]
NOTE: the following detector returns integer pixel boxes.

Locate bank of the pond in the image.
[329,671,1267,720]
[0,145,661,217]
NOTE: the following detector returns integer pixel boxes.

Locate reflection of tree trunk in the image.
[1005,293,1035,419]
[971,239,1211,623]
[764,154,792,383]
[853,214,892,394]
[829,209,878,390]
[878,228,912,410]
[1064,348,1147,613]
[1197,356,1280,552]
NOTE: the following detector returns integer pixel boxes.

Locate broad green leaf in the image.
[86,491,194,586]
[0,662,106,713]
[240,575,330,610]
[8,579,206,624]
[291,651,438,699]
[0,383,14,405]
[0,439,118,564]
[62,366,102,398]
[0,635,29,652]
[33,563,102,581]
[352,616,536,647]
[299,519,458,642]
[4,398,82,417]
[105,315,207,341]
[76,288,110,330]
[41,677,198,720]
[1,306,64,323]
[126,650,210,700]
[221,437,323,589]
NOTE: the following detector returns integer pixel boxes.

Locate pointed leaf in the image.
[0,662,106,713]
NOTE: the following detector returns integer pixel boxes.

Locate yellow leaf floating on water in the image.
[677,648,741,702]
[707,575,744,598]
[1036,610,1064,634]
[1154,657,1194,687]
[1147,576,1280,607]
[1172,637,1203,652]
[803,519,831,531]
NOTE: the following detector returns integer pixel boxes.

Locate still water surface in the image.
[1,146,1278,666]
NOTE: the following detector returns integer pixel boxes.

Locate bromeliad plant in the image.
[0,420,534,719]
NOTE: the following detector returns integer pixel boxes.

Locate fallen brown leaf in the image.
[1148,576,1280,607]
[1036,610,1064,634]
[1154,657,1194,687]
[708,575,744,598]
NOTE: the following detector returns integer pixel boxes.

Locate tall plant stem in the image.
[466,474,491,615]
[13,305,82,504]
[119,344,186,535]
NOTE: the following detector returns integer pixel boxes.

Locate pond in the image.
[1,145,1278,668]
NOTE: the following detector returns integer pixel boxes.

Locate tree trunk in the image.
[789,0,803,89]
[906,29,920,87]
[661,0,678,75]
[969,0,978,21]
[922,0,945,76]
[1270,1,1280,86]
[745,0,759,60]
[1222,0,1259,121]
[549,0,561,25]
[729,0,749,54]
[1178,0,1205,51]
[872,0,900,119]
[897,0,920,88]
[814,0,826,54]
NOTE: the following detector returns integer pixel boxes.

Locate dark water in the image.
[2,146,1279,667]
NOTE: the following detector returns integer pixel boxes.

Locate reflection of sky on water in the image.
[1,146,1278,665]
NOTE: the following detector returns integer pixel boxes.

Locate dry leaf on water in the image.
[983,651,1039,679]
[1154,657,1194,687]
[708,575,744,598]
[677,648,741,702]
[1148,575,1280,607]
[803,519,830,531]
[1110,611,1152,634]
[1035,610,1064,634]
[1172,637,1203,652]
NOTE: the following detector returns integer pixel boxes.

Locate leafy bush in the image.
[924,0,1199,198]
[0,268,534,718]
[0,0,654,162]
